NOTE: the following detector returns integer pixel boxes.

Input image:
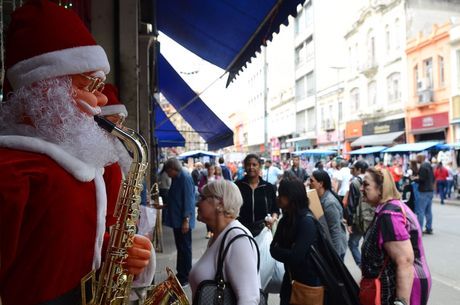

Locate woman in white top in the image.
[189,179,261,305]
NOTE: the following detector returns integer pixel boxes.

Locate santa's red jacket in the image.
[0,135,121,305]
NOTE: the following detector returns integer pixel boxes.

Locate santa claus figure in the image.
[0,1,153,305]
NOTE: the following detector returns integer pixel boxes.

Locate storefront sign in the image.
[363,118,405,135]
[345,120,363,139]
[411,112,449,131]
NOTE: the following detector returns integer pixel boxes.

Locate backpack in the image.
[351,177,375,234]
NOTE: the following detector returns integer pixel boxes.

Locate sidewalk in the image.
[153,221,209,301]
[433,196,460,206]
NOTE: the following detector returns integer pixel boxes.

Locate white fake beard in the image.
[0,77,119,168]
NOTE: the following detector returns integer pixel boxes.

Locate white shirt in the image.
[337,167,352,196]
[262,165,283,185]
[189,220,261,305]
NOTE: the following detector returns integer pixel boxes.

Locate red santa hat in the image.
[100,84,128,118]
[4,0,110,93]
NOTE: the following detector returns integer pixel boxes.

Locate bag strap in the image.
[216,226,260,281]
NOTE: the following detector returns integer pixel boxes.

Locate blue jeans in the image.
[436,180,447,204]
[416,191,433,231]
[446,180,454,198]
[348,229,362,266]
[173,228,192,285]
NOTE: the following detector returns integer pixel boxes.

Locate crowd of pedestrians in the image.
[156,150,442,305]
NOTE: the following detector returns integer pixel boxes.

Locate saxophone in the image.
[82,115,149,305]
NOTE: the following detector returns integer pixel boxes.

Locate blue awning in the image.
[178,150,221,160]
[158,54,234,150]
[154,103,185,147]
[293,149,337,156]
[157,0,305,86]
[383,142,440,153]
[349,146,387,155]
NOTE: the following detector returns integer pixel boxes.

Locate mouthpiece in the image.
[94,115,115,133]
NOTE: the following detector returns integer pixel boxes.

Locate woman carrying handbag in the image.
[270,176,324,305]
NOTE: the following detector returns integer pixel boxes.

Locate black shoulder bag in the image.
[307,214,360,305]
[193,227,267,305]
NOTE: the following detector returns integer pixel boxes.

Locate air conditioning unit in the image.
[418,90,433,103]
[325,118,335,131]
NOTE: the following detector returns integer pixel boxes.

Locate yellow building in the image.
[406,22,452,143]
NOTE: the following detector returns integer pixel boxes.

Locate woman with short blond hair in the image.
[189,180,261,305]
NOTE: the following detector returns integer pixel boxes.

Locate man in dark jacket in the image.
[218,157,232,180]
[289,155,309,183]
[345,160,374,267]
[164,158,196,285]
[415,154,435,234]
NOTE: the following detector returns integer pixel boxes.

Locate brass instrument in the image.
[143,267,190,305]
[82,116,149,305]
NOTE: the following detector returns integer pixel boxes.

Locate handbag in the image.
[290,277,324,305]
[359,258,388,305]
[193,227,267,305]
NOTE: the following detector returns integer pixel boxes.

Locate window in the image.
[296,110,306,133]
[387,73,401,103]
[305,1,313,27]
[385,25,390,54]
[306,36,314,62]
[414,65,420,92]
[294,9,304,36]
[394,19,400,50]
[423,57,433,88]
[295,76,306,101]
[457,50,460,88]
[306,72,315,96]
[338,101,343,121]
[320,106,325,129]
[439,56,445,86]
[368,81,377,106]
[350,88,360,110]
[355,43,359,71]
[367,29,376,66]
[295,44,306,66]
[307,107,316,131]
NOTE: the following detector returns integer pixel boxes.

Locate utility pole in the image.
[263,46,269,158]
[330,66,345,155]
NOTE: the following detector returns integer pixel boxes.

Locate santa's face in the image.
[71,73,108,116]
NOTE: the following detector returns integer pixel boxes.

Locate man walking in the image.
[289,155,309,183]
[218,157,232,180]
[164,158,196,285]
[345,160,374,267]
[415,154,435,234]
[262,159,283,193]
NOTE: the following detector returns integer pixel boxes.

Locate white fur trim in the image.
[7,45,110,90]
[92,169,107,270]
[0,135,96,181]
[100,105,128,117]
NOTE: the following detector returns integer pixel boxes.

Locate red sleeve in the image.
[0,162,30,280]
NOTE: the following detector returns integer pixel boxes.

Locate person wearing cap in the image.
[0,2,152,305]
[345,160,375,267]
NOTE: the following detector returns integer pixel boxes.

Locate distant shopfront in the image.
[344,120,363,153]
[410,112,449,142]
[351,118,405,147]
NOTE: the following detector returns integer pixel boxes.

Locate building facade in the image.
[406,22,452,143]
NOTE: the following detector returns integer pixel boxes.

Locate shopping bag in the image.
[138,204,157,240]
[264,259,284,294]
[254,227,276,290]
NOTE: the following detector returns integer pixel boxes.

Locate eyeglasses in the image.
[79,74,105,93]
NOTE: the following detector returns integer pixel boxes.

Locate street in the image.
[154,201,460,305]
